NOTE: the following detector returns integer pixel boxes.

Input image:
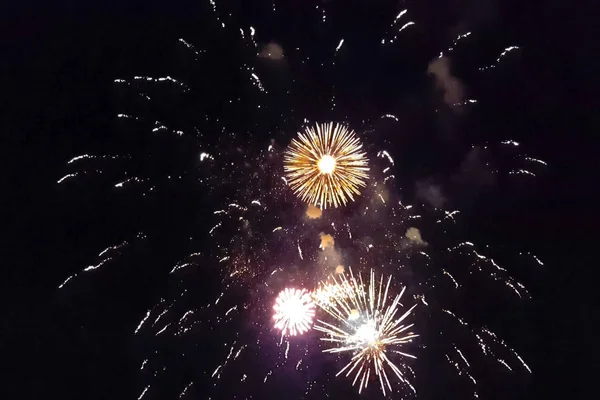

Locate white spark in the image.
[57,173,77,183]
[200,152,214,161]
[83,258,111,272]
[443,270,459,288]
[170,262,192,273]
[525,157,547,166]
[251,73,265,92]
[209,223,222,234]
[156,323,170,335]
[399,21,415,32]
[498,359,512,371]
[58,274,75,288]
[135,309,152,334]
[138,386,150,400]
[395,9,408,21]
[479,46,521,71]
[377,150,395,164]
[509,169,536,177]
[179,382,193,398]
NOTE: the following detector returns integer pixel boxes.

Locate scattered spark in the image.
[135,309,152,334]
[138,386,150,400]
[382,9,415,44]
[479,46,521,71]
[530,254,544,266]
[58,275,75,289]
[209,223,222,234]
[447,32,472,52]
[509,169,536,177]
[395,10,408,21]
[377,150,394,164]
[498,359,512,371]
[381,114,399,121]
[200,152,214,161]
[156,324,170,335]
[57,173,77,183]
[443,270,459,288]
[399,22,415,32]
[179,382,193,398]
[525,157,547,166]
[250,73,266,92]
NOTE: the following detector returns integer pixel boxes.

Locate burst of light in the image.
[273,288,316,336]
[317,155,336,174]
[312,282,347,310]
[311,276,361,311]
[283,122,369,209]
[314,269,418,395]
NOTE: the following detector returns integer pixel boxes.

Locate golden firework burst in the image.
[283,122,369,209]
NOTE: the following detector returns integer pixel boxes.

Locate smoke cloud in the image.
[306,204,322,219]
[317,233,343,275]
[405,227,427,246]
[427,56,464,106]
[259,42,284,61]
[319,233,335,250]
[416,181,446,209]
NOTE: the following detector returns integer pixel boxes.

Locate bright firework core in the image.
[273,288,316,336]
[317,155,336,174]
[355,321,378,346]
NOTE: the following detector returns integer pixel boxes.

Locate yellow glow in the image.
[317,155,336,174]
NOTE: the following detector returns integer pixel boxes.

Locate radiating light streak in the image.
[314,269,417,395]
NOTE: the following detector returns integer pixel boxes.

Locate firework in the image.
[59,8,540,398]
[284,122,369,209]
[311,275,361,310]
[273,288,316,336]
[314,269,418,395]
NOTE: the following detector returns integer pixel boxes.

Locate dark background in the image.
[2,0,592,399]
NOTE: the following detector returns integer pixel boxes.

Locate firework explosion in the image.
[273,288,316,336]
[284,123,369,209]
[56,2,544,399]
[315,269,418,395]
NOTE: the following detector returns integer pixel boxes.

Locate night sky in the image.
[3,1,592,399]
